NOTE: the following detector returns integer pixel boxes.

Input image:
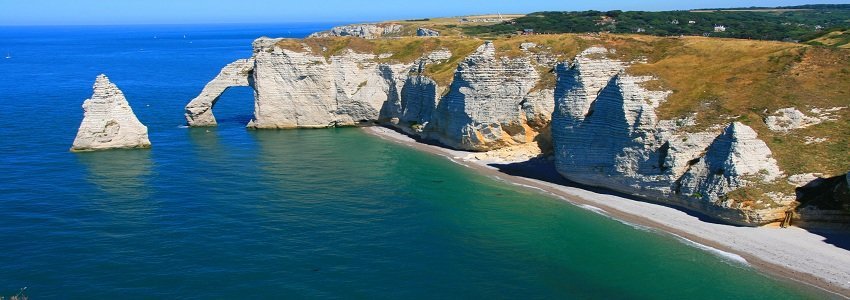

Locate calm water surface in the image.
[0,24,825,298]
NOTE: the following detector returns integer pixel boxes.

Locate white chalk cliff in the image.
[185,58,255,126]
[185,37,846,226]
[71,75,151,152]
[551,48,789,225]
[247,38,412,128]
[426,42,549,150]
[187,38,553,151]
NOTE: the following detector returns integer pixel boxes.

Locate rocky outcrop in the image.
[185,58,254,126]
[184,35,846,226]
[416,27,440,37]
[551,48,789,225]
[71,75,151,152]
[765,107,823,132]
[395,75,439,128]
[426,42,550,150]
[677,122,788,223]
[247,38,412,128]
[309,24,403,39]
[188,38,553,151]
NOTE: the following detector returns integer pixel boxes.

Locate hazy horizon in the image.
[1,0,847,26]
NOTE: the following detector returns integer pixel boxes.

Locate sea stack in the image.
[71,74,151,152]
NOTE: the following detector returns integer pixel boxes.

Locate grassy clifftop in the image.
[487,33,849,177]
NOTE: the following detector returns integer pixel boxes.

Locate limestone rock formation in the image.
[184,35,844,225]
[188,38,553,151]
[247,38,412,128]
[551,48,787,225]
[71,75,151,152]
[396,75,439,129]
[185,58,254,126]
[764,107,823,132]
[427,41,549,150]
[416,27,440,37]
[309,24,403,39]
[677,122,786,222]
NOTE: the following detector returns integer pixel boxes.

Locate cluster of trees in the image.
[463,5,850,43]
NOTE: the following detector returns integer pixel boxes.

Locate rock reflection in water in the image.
[76,149,152,199]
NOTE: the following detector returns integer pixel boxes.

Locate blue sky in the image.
[0,0,847,25]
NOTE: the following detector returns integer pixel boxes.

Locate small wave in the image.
[613,218,654,232]
[672,234,750,266]
[445,157,467,167]
[579,204,607,215]
[508,181,546,192]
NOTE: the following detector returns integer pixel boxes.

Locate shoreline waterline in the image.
[362,126,850,298]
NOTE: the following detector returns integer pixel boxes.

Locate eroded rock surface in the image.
[416,27,440,37]
[184,38,846,225]
[551,49,787,225]
[72,75,150,152]
[309,24,403,39]
[765,107,823,132]
[188,38,553,151]
[248,38,412,128]
[185,58,254,126]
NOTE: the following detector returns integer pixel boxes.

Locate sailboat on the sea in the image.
[4,51,10,59]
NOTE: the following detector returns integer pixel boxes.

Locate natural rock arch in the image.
[184,58,255,126]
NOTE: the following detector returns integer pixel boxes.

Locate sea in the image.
[0,23,826,298]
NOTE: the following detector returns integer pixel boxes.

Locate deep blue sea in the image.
[0,23,826,298]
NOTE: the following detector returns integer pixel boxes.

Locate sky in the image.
[0,0,847,26]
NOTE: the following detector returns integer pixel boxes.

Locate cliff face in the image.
[551,48,792,225]
[185,59,255,126]
[246,38,412,128]
[72,75,150,152]
[187,38,552,151]
[185,35,849,226]
[419,42,550,150]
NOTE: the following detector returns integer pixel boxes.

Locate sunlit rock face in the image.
[551,48,787,226]
[72,74,151,152]
[184,58,255,127]
[187,39,553,152]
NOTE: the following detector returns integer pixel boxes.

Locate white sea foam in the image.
[672,234,750,266]
[611,217,654,232]
[579,204,607,215]
[445,157,467,167]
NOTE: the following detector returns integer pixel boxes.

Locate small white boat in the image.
[4,52,10,59]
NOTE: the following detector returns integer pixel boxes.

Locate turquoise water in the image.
[0,24,824,298]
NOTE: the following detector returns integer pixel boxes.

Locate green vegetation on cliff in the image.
[461,5,850,44]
